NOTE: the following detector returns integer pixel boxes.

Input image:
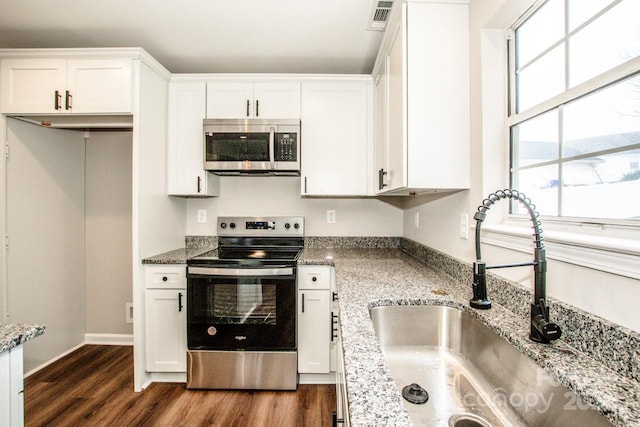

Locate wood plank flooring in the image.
[24,345,336,426]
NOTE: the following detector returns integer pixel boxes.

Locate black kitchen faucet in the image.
[470,189,562,344]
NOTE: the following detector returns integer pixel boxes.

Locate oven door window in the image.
[188,274,296,351]
[205,132,269,162]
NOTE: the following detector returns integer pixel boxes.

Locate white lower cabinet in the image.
[144,265,187,372]
[0,345,24,427]
[297,265,335,374]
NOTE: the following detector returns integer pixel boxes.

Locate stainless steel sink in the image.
[370,305,612,427]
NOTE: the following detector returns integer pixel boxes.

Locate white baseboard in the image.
[24,334,133,378]
[24,342,85,378]
[84,333,134,346]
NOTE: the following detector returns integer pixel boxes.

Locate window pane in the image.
[512,110,559,169]
[568,0,615,31]
[517,44,565,111]
[513,165,559,216]
[516,0,564,67]
[562,150,640,218]
[569,0,640,86]
[564,74,640,156]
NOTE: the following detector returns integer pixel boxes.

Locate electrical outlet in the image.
[125,303,133,323]
[459,213,469,239]
[197,209,207,224]
[327,210,336,223]
[414,212,420,228]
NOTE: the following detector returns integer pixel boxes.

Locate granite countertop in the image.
[299,247,640,427]
[0,323,45,353]
[141,246,215,264]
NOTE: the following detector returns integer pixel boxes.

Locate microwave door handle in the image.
[269,127,275,170]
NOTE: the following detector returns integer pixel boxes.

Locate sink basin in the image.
[370,305,612,427]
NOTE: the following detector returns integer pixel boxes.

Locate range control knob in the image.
[284,223,291,229]
[229,222,236,229]
[294,223,300,229]
[220,222,227,229]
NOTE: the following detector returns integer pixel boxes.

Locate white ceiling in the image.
[0,0,385,74]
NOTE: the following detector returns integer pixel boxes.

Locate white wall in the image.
[186,176,403,237]
[85,131,133,335]
[403,0,640,333]
[5,119,86,372]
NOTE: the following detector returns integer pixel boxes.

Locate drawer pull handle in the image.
[312,276,317,282]
[162,276,168,282]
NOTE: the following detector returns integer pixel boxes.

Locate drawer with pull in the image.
[145,265,186,289]
[298,265,331,290]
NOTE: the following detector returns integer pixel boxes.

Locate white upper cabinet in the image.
[206,81,300,119]
[373,0,470,195]
[300,80,373,196]
[1,58,133,114]
[167,80,220,197]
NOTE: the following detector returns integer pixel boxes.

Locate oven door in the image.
[187,266,296,351]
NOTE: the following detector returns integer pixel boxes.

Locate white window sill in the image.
[480,223,640,280]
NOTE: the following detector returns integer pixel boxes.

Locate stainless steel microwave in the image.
[203,119,300,175]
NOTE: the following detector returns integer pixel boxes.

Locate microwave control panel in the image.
[275,133,298,162]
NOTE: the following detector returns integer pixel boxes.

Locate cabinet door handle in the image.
[301,293,305,313]
[378,168,388,190]
[332,412,344,426]
[255,99,259,117]
[178,292,184,312]
[331,312,338,341]
[304,176,308,193]
[197,176,202,193]
[246,99,250,117]
[54,90,62,110]
[65,90,72,110]
[332,291,338,301]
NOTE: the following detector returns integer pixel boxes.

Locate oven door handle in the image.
[188,266,294,277]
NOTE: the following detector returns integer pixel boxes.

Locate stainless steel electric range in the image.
[186,216,304,390]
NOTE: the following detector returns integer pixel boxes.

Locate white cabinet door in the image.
[300,81,371,196]
[145,289,187,372]
[0,59,66,114]
[206,82,254,118]
[167,81,220,196]
[297,289,331,374]
[66,59,132,113]
[0,58,132,114]
[252,82,300,118]
[385,21,406,192]
[206,82,300,119]
[0,345,25,427]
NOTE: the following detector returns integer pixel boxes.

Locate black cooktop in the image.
[187,236,303,267]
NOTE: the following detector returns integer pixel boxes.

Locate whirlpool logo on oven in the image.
[235,336,247,341]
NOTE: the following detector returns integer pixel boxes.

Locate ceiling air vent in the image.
[367,1,394,31]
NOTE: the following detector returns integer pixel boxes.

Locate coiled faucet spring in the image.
[470,189,562,344]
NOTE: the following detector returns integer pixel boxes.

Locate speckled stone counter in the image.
[141,236,217,264]
[0,323,45,353]
[299,247,640,427]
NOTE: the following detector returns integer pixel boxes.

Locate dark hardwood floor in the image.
[24,345,336,426]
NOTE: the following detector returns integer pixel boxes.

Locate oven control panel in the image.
[217,216,304,237]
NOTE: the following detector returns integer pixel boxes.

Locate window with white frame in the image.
[508,0,640,221]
